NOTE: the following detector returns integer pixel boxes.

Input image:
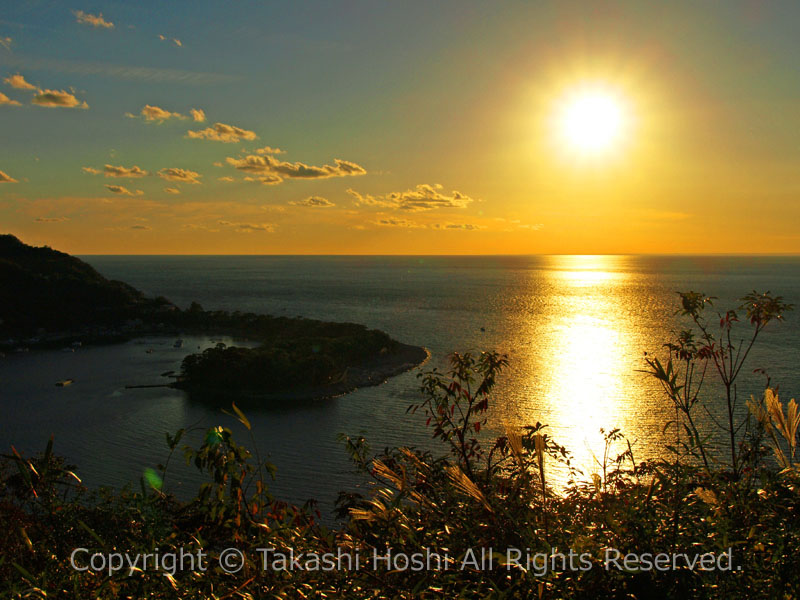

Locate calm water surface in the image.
[2,255,799,515]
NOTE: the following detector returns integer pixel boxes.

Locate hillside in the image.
[0,234,427,399]
[0,234,168,337]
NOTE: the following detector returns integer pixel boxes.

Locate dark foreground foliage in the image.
[2,291,799,598]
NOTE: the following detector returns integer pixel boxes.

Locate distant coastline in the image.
[0,234,429,400]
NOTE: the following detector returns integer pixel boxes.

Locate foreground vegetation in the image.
[2,290,799,598]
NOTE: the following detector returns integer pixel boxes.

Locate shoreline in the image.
[174,342,431,402]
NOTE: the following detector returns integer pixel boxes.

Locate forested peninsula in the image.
[0,234,427,400]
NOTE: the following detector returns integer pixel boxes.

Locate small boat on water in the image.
[173,339,184,348]
[55,379,74,387]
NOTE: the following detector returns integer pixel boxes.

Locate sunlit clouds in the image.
[219,221,275,233]
[189,108,205,122]
[0,170,18,183]
[349,184,473,211]
[256,146,285,155]
[0,92,21,106]
[289,196,335,207]
[126,105,185,122]
[105,184,143,196]
[227,154,366,183]
[157,167,202,184]
[92,165,149,178]
[31,89,89,109]
[74,11,114,29]
[187,122,257,143]
[4,74,36,90]
[158,34,182,47]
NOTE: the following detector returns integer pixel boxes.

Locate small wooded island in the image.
[0,234,427,401]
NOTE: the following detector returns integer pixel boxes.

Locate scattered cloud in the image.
[289,196,335,207]
[158,35,182,47]
[164,187,181,194]
[432,222,485,231]
[243,174,282,185]
[374,218,425,228]
[346,188,395,208]
[32,88,88,109]
[0,37,11,51]
[82,166,100,175]
[105,184,143,196]
[0,91,21,106]
[0,170,18,183]
[390,184,473,211]
[516,223,544,230]
[227,154,366,183]
[158,167,202,184]
[35,216,69,222]
[126,104,185,122]
[0,55,239,85]
[349,184,473,211]
[255,146,285,155]
[187,122,257,143]
[212,161,224,167]
[74,11,114,29]
[190,108,205,122]
[217,176,235,183]
[102,164,148,178]
[218,220,275,233]
[4,73,36,90]
[130,224,151,230]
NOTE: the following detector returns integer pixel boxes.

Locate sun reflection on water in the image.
[496,255,652,484]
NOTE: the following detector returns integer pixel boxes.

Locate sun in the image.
[558,88,626,154]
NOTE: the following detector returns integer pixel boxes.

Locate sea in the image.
[2,255,799,517]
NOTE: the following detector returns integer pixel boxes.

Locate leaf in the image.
[143,467,163,491]
[232,402,251,431]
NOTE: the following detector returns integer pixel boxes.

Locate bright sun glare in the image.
[559,89,626,154]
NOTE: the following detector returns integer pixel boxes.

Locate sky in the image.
[1,0,799,254]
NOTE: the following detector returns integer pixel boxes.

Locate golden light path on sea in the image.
[540,256,634,480]
[490,255,649,486]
